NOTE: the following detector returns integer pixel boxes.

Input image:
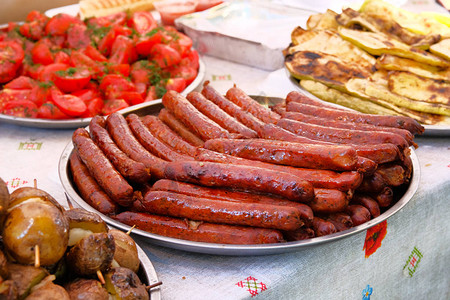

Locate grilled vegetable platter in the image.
[284,0,450,133]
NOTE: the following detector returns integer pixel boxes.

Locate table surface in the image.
[1,1,449,299]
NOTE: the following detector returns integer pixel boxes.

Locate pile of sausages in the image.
[69,82,424,245]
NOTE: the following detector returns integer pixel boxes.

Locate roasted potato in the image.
[2,200,69,266]
[64,208,108,246]
[0,177,9,230]
[66,232,115,276]
[8,187,65,212]
[0,280,18,300]
[7,263,48,299]
[104,267,149,300]
[65,279,109,300]
[109,229,140,273]
[0,249,9,280]
[25,275,70,300]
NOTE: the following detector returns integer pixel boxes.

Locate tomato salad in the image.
[0,10,199,119]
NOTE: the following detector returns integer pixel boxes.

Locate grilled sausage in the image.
[162,90,233,140]
[158,108,205,147]
[346,205,371,226]
[225,86,281,124]
[204,138,360,171]
[139,190,304,231]
[113,211,285,244]
[285,100,424,135]
[325,213,353,232]
[374,187,394,208]
[142,115,198,155]
[276,118,409,152]
[308,188,349,214]
[352,194,381,218]
[72,128,134,207]
[106,113,168,179]
[201,83,266,133]
[163,160,315,203]
[151,179,314,225]
[283,227,315,241]
[312,217,337,237]
[69,152,119,215]
[281,110,416,147]
[186,91,257,138]
[89,115,151,183]
[126,114,193,162]
[375,163,407,187]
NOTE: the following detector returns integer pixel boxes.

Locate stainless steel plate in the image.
[136,242,161,300]
[59,99,420,256]
[0,58,205,129]
[286,71,450,137]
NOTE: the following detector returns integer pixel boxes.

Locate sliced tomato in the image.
[168,65,198,85]
[97,29,116,57]
[87,12,127,28]
[112,25,133,37]
[168,32,193,57]
[37,102,70,119]
[83,45,107,62]
[99,74,136,99]
[31,39,54,65]
[51,91,87,117]
[130,61,152,84]
[145,85,158,102]
[101,98,129,115]
[4,76,37,89]
[54,51,71,64]
[135,33,162,56]
[53,67,92,93]
[29,84,55,107]
[19,21,44,41]
[45,13,83,36]
[165,77,186,93]
[106,63,130,77]
[115,91,144,106]
[80,97,104,118]
[37,63,68,82]
[127,11,157,35]
[72,89,102,102]
[109,35,137,65]
[2,99,38,118]
[150,44,181,68]
[180,49,200,70]
[70,50,104,79]
[0,89,31,104]
[22,61,44,80]
[0,41,25,83]
[25,10,49,24]
[66,23,90,49]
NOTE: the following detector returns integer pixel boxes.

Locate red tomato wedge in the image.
[150,44,181,68]
[2,100,38,118]
[99,74,136,99]
[37,102,71,119]
[127,11,157,35]
[101,98,129,115]
[53,67,92,93]
[51,91,87,117]
[4,76,37,90]
[0,41,25,83]
[45,13,83,36]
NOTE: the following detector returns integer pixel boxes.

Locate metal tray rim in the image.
[58,100,420,256]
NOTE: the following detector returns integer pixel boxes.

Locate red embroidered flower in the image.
[363,220,387,258]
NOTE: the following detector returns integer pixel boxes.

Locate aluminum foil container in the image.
[175,0,314,71]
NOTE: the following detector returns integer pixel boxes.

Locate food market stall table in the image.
[1,53,449,299]
[1,0,450,299]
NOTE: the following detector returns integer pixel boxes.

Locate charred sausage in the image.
[158,108,205,147]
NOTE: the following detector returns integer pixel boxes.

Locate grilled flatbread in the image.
[79,0,158,18]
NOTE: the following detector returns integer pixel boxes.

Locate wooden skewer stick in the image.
[65,193,74,210]
[126,225,136,235]
[33,179,37,189]
[97,270,106,285]
[146,281,163,290]
[34,245,40,268]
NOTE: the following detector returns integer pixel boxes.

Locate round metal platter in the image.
[59,98,420,256]
[136,242,161,300]
[0,59,205,129]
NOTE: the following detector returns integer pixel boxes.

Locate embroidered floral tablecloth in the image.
[1,53,449,300]
[1,1,449,299]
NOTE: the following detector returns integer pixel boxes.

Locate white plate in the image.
[59,98,420,256]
